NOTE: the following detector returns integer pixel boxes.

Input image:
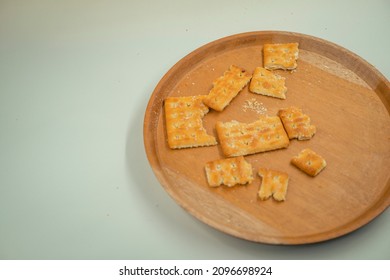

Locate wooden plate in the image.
[143,31,390,244]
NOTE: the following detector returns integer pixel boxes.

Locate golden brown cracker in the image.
[258,168,289,201]
[205,156,253,187]
[203,65,252,111]
[263,43,299,70]
[215,115,290,157]
[291,148,327,176]
[249,67,287,99]
[164,95,217,149]
[278,106,316,140]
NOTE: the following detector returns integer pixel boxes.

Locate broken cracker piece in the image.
[258,168,289,201]
[278,106,316,140]
[216,115,290,157]
[263,43,299,70]
[203,65,252,111]
[205,156,253,187]
[291,148,327,176]
[249,67,287,99]
[164,95,217,149]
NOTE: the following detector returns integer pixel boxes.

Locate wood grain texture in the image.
[143,31,390,244]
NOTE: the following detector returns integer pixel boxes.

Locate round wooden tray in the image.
[143,31,390,244]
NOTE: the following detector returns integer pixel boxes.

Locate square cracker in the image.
[278,106,316,140]
[164,95,217,149]
[249,67,287,99]
[263,43,299,70]
[203,65,252,111]
[258,168,289,201]
[291,148,327,176]
[215,115,290,157]
[205,156,253,187]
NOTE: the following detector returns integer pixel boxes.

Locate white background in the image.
[0,0,389,259]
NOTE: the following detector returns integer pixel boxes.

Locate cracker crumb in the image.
[242,98,268,114]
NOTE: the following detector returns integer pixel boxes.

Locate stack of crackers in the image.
[164,42,326,202]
